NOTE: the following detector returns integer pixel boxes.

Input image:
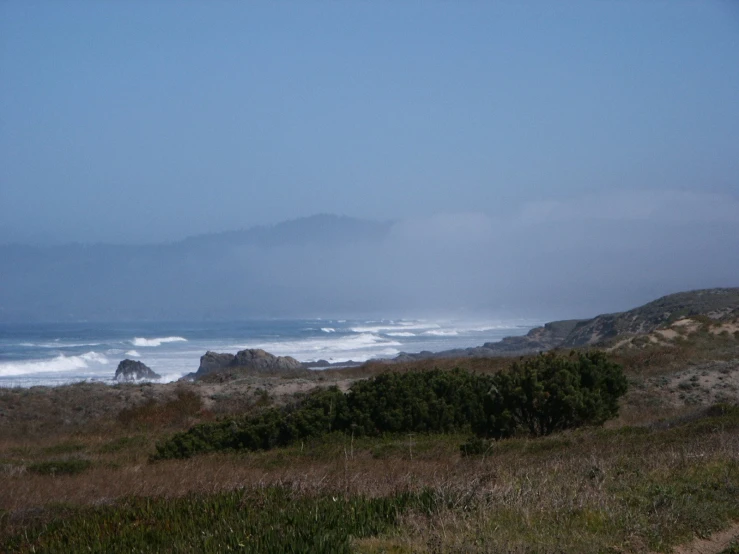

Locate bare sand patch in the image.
[656,328,679,340]
[710,321,739,336]
[673,318,701,332]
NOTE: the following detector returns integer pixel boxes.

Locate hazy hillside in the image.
[1,212,737,322]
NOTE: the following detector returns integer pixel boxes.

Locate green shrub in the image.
[345,369,490,436]
[154,352,628,459]
[477,351,628,438]
[153,387,348,459]
[459,436,493,457]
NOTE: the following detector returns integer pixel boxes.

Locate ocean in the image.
[0,318,536,387]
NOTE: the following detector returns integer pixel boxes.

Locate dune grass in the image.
[2,404,738,553]
[2,487,438,554]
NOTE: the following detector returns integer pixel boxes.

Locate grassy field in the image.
[1,322,738,552]
[1,406,738,552]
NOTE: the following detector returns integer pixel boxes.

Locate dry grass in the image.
[2,408,738,552]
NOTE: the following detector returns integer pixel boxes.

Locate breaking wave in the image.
[0,352,108,377]
[131,336,188,347]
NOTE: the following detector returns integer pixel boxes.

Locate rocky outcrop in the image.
[482,319,585,354]
[232,349,302,372]
[186,348,306,381]
[197,351,236,375]
[114,359,161,382]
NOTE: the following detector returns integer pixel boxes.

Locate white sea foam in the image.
[131,336,188,347]
[233,333,402,364]
[155,372,186,384]
[386,332,416,337]
[125,350,141,357]
[0,352,109,377]
[321,328,336,333]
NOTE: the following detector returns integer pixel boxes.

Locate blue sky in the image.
[1,1,738,243]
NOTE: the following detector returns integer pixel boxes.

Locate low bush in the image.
[27,459,92,476]
[154,351,628,459]
[118,389,202,428]
[459,436,493,457]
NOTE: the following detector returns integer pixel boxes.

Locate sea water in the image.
[0,319,536,387]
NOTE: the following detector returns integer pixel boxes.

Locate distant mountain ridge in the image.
[177,214,392,248]
[0,214,394,322]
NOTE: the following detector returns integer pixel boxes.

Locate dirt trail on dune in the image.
[667,522,739,554]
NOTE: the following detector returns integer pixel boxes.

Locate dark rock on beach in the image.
[185,348,306,381]
[232,349,303,372]
[114,359,161,382]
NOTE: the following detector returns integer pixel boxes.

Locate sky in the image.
[1,1,738,244]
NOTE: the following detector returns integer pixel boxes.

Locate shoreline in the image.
[0,327,529,389]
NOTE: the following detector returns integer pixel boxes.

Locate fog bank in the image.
[1,190,736,323]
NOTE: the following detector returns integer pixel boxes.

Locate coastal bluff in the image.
[396,287,739,361]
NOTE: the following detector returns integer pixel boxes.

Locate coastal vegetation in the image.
[153,351,627,460]
[1,289,738,552]
[2,404,738,552]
